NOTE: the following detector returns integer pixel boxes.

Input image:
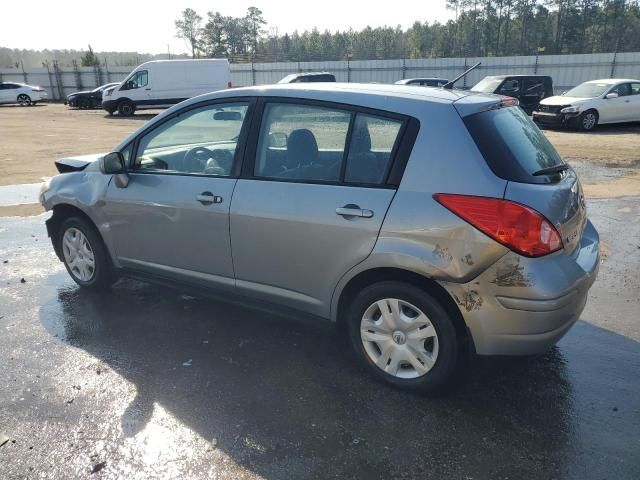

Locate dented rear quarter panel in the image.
[331,102,509,320]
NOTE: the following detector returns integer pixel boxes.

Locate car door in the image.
[230,99,411,318]
[497,78,521,98]
[600,83,632,123]
[119,70,150,105]
[102,99,254,292]
[0,83,17,103]
[520,78,546,113]
[625,82,640,121]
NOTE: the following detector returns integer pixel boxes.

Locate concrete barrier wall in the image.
[1,52,638,101]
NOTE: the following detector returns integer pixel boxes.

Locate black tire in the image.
[58,216,115,290]
[577,109,598,131]
[346,281,458,392]
[118,100,135,116]
[78,98,91,109]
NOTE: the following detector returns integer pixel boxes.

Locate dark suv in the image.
[471,75,553,114]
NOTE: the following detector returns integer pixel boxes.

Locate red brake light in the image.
[227,81,233,89]
[433,194,562,257]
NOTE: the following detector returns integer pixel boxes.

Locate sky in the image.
[0,0,453,54]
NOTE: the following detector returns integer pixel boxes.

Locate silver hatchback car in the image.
[40,84,599,391]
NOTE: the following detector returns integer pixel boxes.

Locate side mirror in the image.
[100,152,125,174]
[605,92,619,99]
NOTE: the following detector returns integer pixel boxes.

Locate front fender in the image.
[42,171,118,265]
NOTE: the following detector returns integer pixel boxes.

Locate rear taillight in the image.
[434,194,562,257]
[227,81,233,89]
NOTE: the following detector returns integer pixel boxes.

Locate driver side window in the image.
[122,70,148,90]
[134,102,249,176]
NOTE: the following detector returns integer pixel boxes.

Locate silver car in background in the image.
[40,84,599,391]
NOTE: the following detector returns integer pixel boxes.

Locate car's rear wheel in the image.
[17,94,31,106]
[347,281,458,391]
[118,100,135,116]
[59,217,114,289]
[578,110,598,131]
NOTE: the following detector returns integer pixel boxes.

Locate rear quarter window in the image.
[463,106,564,184]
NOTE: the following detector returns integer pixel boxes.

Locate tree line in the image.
[176,1,640,62]
[0,47,188,69]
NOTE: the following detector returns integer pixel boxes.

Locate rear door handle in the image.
[145,88,151,91]
[196,192,223,205]
[336,205,374,218]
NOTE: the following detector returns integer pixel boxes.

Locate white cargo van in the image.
[102,59,231,116]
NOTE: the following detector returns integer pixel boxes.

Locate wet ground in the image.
[0,198,639,480]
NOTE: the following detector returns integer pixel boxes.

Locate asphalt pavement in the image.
[0,197,638,480]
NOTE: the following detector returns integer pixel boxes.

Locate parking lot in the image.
[1,103,639,479]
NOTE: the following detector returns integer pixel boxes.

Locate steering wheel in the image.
[185,146,235,174]
[209,149,234,172]
[183,146,216,173]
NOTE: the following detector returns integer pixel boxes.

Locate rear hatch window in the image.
[463,106,564,184]
[464,104,587,254]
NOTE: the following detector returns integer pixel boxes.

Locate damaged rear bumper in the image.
[442,220,600,355]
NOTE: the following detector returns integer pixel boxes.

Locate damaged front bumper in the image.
[532,110,580,127]
[442,220,600,355]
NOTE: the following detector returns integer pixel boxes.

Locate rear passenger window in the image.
[344,114,402,184]
[255,103,351,182]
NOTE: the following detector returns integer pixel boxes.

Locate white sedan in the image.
[533,78,640,131]
[0,82,48,106]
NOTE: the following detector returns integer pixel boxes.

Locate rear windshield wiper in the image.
[532,164,570,176]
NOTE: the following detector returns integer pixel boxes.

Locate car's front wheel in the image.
[578,109,598,131]
[17,94,31,106]
[118,100,135,116]
[59,217,114,289]
[347,281,458,392]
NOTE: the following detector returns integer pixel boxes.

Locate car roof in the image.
[396,78,448,84]
[290,71,334,76]
[485,75,550,79]
[116,83,503,152]
[206,82,475,103]
[584,78,640,84]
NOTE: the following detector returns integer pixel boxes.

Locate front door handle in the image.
[145,88,151,91]
[196,191,223,205]
[336,205,374,218]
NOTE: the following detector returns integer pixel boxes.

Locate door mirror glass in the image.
[101,152,125,174]
[213,110,242,121]
[605,92,619,99]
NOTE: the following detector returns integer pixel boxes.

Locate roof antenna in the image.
[443,62,482,90]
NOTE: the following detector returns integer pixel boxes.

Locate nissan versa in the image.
[39,84,600,391]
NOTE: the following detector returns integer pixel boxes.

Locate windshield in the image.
[471,77,503,93]
[563,82,610,98]
[464,106,564,183]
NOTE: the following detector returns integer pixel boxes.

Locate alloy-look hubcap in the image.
[583,113,596,130]
[62,227,96,282]
[360,298,439,379]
